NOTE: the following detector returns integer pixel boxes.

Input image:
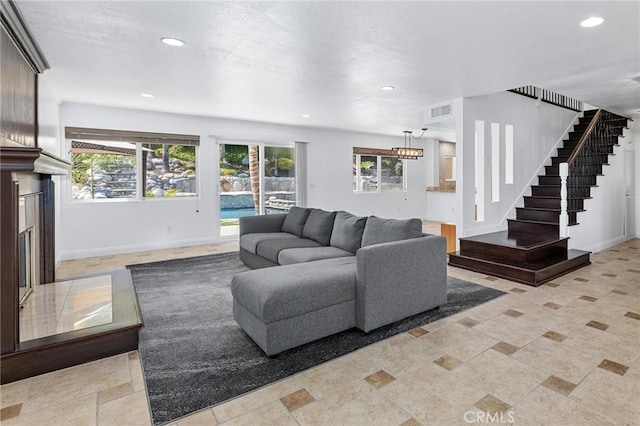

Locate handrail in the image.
[567,109,602,166]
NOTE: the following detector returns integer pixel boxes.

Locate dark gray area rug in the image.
[128,252,504,425]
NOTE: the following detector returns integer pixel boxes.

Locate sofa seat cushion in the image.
[278,246,355,265]
[361,216,423,247]
[231,257,357,323]
[240,232,299,255]
[256,237,322,264]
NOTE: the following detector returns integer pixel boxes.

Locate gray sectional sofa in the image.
[231,207,447,355]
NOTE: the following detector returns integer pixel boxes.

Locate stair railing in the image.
[509,86,583,112]
[560,108,623,235]
[559,163,569,238]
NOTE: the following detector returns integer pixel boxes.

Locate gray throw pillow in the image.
[302,209,337,245]
[360,216,423,247]
[330,211,368,253]
[281,206,311,237]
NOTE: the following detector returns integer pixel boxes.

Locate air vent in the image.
[431,104,451,118]
[425,102,453,123]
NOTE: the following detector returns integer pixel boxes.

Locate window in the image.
[505,124,514,184]
[67,127,198,200]
[353,147,406,192]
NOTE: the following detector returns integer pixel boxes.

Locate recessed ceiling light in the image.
[161,37,185,47]
[380,86,395,91]
[301,114,311,118]
[580,17,604,28]
[140,93,155,98]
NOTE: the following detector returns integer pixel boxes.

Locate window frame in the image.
[352,147,407,193]
[66,127,200,202]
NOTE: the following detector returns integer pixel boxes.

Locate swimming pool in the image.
[220,207,256,220]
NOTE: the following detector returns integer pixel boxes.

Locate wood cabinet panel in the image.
[1,25,36,148]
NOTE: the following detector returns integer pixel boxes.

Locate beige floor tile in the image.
[0,378,31,409]
[379,362,486,425]
[1,393,97,426]
[420,323,499,361]
[563,325,639,366]
[98,390,151,426]
[21,354,130,413]
[294,351,381,400]
[176,409,217,426]
[604,315,640,339]
[212,377,302,423]
[97,382,132,404]
[219,401,296,426]
[129,352,146,393]
[352,332,443,377]
[570,360,640,424]
[516,305,586,336]
[473,313,549,348]
[512,336,601,384]
[453,349,548,406]
[292,380,410,425]
[512,386,617,425]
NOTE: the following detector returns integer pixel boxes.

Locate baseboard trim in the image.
[574,235,626,253]
[59,237,218,260]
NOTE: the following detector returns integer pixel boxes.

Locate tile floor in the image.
[1,231,638,426]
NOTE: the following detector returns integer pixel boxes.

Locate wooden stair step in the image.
[508,218,559,235]
[448,249,591,287]
[459,231,568,265]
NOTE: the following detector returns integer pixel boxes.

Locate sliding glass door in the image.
[218,143,295,237]
[263,146,295,214]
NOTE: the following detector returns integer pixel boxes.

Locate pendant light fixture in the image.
[392,128,427,159]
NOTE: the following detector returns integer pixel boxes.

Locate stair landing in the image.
[448,231,591,287]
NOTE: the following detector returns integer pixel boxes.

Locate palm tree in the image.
[248,145,260,214]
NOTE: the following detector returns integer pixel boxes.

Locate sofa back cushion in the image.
[330,211,368,253]
[281,207,311,237]
[302,208,337,245]
[360,216,423,247]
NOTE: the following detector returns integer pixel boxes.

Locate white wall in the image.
[37,73,65,268]
[635,120,640,239]
[459,92,578,236]
[37,73,62,156]
[57,103,428,259]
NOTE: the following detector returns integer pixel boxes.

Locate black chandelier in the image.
[392,128,426,159]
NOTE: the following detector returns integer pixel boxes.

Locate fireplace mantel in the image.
[0,146,71,174]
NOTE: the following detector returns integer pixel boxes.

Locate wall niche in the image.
[438,141,456,192]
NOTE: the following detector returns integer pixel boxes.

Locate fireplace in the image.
[18,228,34,307]
[17,188,42,311]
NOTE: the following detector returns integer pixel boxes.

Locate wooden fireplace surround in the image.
[1,1,142,384]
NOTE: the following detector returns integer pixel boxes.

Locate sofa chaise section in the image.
[231,257,357,355]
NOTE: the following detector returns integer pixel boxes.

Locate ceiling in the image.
[15,1,640,136]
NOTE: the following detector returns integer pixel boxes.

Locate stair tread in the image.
[508,218,559,226]
[450,249,590,272]
[516,207,561,212]
[517,207,586,214]
[459,230,565,250]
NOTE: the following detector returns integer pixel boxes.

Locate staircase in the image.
[449,109,630,286]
